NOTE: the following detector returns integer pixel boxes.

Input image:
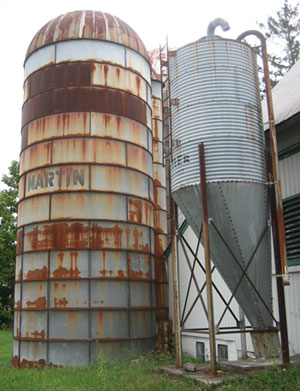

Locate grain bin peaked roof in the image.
[25,10,149,61]
[262,59,300,130]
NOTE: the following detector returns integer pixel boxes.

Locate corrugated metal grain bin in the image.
[169,33,273,329]
[14,10,157,367]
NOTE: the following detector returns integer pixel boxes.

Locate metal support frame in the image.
[237,30,290,365]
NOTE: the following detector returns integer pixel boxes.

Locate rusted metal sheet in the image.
[19,341,47,368]
[21,312,47,339]
[18,196,50,227]
[154,186,167,210]
[18,176,25,201]
[91,311,129,338]
[23,222,90,252]
[50,250,89,279]
[24,44,55,79]
[153,141,163,164]
[52,138,126,166]
[15,256,22,281]
[48,341,89,367]
[22,88,150,128]
[91,113,149,150]
[25,113,90,148]
[51,193,127,221]
[127,144,153,176]
[153,164,166,187]
[154,210,167,234]
[19,141,52,175]
[90,251,128,279]
[90,166,149,199]
[26,11,149,60]
[151,97,163,120]
[50,281,89,308]
[14,283,21,310]
[23,252,48,281]
[130,310,155,337]
[25,166,89,197]
[92,64,147,102]
[49,311,88,339]
[22,281,47,310]
[126,48,151,84]
[152,119,163,141]
[128,197,153,227]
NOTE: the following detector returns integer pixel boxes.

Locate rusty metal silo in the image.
[14,10,157,367]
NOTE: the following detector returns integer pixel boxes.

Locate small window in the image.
[196,341,205,361]
[217,344,228,361]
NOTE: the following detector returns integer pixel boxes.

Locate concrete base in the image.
[160,359,285,386]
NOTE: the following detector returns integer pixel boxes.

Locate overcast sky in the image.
[0,0,297,183]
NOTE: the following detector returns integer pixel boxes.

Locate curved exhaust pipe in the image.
[207,18,230,37]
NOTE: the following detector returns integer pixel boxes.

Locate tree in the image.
[259,0,300,86]
[0,160,19,328]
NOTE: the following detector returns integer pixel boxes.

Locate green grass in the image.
[1,330,300,391]
[0,330,199,391]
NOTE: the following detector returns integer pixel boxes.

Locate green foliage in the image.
[259,0,300,86]
[0,161,19,329]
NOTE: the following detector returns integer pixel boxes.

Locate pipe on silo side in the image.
[151,79,170,350]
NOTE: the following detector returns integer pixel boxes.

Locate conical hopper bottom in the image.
[173,181,273,329]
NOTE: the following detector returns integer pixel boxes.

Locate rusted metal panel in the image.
[154,210,167,234]
[90,222,153,254]
[18,196,50,227]
[130,281,152,307]
[48,341,89,367]
[126,48,151,84]
[92,64,147,102]
[153,164,166,187]
[91,311,129,338]
[49,311,88,339]
[19,341,47,368]
[23,80,29,102]
[153,141,163,164]
[154,234,168,257]
[91,113,148,149]
[50,250,89,279]
[28,63,92,99]
[26,113,90,148]
[128,253,152,280]
[51,193,127,221]
[127,144,152,176]
[14,283,21,310]
[91,281,129,307]
[18,176,25,201]
[25,166,90,197]
[151,97,163,120]
[56,40,126,68]
[14,311,21,337]
[90,166,149,200]
[52,138,126,166]
[91,250,128,279]
[12,340,20,367]
[149,178,154,203]
[23,222,90,252]
[154,186,167,211]
[21,311,47,339]
[151,80,162,99]
[15,256,22,281]
[22,281,47,310]
[130,310,155,337]
[24,44,55,79]
[152,119,163,141]
[22,88,149,128]
[50,281,89,308]
[20,142,52,175]
[128,197,153,227]
[23,252,48,281]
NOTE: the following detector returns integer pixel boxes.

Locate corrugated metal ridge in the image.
[262,58,300,130]
[25,10,149,62]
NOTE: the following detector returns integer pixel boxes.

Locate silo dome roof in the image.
[25,10,149,61]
